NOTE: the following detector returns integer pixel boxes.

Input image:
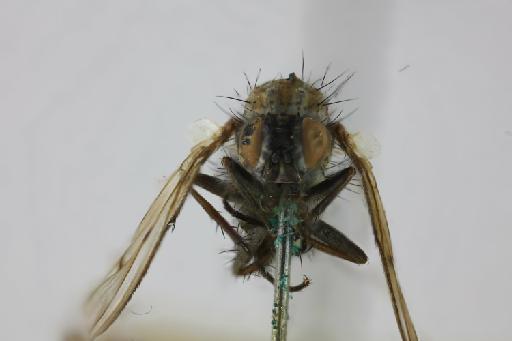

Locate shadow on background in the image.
[64,323,261,341]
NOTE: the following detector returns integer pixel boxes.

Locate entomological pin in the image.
[84,71,418,340]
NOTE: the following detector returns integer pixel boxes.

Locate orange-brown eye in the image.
[302,117,332,169]
[239,117,263,168]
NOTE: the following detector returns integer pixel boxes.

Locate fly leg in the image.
[219,156,272,277]
[306,166,356,217]
[190,189,249,253]
[307,220,367,264]
[259,268,311,292]
[304,167,367,264]
[231,225,274,277]
[223,198,264,227]
[229,232,311,293]
[194,169,270,282]
[223,195,311,291]
[221,157,267,217]
[194,173,242,202]
[191,188,271,280]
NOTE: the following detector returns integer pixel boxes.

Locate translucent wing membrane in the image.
[85,119,238,339]
[332,123,418,341]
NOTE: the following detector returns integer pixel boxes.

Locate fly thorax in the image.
[260,113,302,183]
[236,73,333,185]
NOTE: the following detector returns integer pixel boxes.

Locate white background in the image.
[1,1,511,340]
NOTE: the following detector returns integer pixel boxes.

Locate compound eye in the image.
[302,117,332,169]
[239,117,263,168]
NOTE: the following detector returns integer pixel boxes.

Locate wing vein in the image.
[85,119,238,339]
[332,123,418,341]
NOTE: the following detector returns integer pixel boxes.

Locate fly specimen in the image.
[84,71,418,341]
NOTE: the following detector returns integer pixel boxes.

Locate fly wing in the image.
[85,119,238,339]
[332,123,418,341]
